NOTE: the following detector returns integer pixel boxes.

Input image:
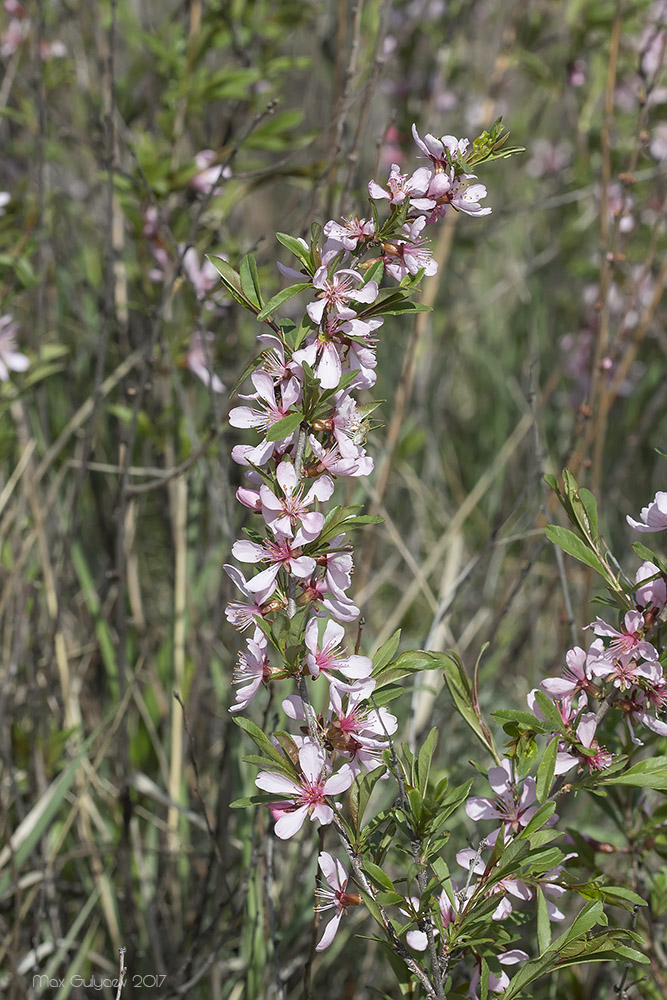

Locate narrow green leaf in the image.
[533,690,567,734]
[443,653,497,756]
[536,740,558,802]
[239,253,264,309]
[579,487,599,539]
[364,861,395,892]
[520,801,557,838]
[266,410,303,443]
[256,282,311,321]
[371,630,402,674]
[417,727,438,797]
[206,255,258,312]
[536,887,551,952]
[544,525,608,577]
[362,258,384,286]
[604,756,667,790]
[276,231,312,270]
[480,956,489,1000]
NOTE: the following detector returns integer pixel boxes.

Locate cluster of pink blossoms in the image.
[224,124,492,951]
[532,492,667,758]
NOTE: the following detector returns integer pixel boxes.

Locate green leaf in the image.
[533,691,567,734]
[520,801,557,838]
[544,525,608,577]
[232,716,293,770]
[266,410,303,443]
[417,727,438,797]
[493,708,548,730]
[350,768,384,832]
[632,540,663,567]
[604,756,667,790]
[364,861,395,892]
[536,887,551,952]
[206,255,259,313]
[276,232,312,271]
[256,282,311,321]
[371,630,402,674]
[579,487,599,539]
[239,253,264,310]
[362,258,385,286]
[562,899,605,942]
[536,740,558,803]
[442,653,497,756]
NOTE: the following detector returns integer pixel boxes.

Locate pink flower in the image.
[314,852,362,951]
[0,314,29,380]
[229,630,271,714]
[323,216,375,251]
[411,124,469,170]
[182,247,221,300]
[635,560,667,611]
[455,850,532,920]
[540,642,601,701]
[0,192,10,215]
[297,539,361,622]
[405,887,463,951]
[469,950,529,1000]
[368,162,435,210]
[465,759,538,836]
[255,741,353,839]
[259,459,334,539]
[444,171,491,217]
[331,393,369,458]
[586,610,659,665]
[229,371,301,432]
[627,491,667,532]
[558,714,613,773]
[224,564,277,631]
[306,266,379,325]
[305,618,372,688]
[325,684,397,772]
[232,528,317,596]
[308,435,374,478]
[383,217,438,281]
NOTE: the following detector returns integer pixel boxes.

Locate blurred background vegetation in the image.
[0,0,665,997]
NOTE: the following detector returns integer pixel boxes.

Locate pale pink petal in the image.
[274,805,309,839]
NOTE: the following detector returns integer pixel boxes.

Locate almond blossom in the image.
[229,370,301,433]
[368,162,435,210]
[305,618,372,688]
[635,560,667,611]
[411,124,470,170]
[229,630,272,714]
[314,852,362,951]
[306,266,379,324]
[255,741,353,839]
[540,642,602,701]
[259,459,334,539]
[557,713,613,773]
[627,491,667,532]
[588,653,662,691]
[231,528,316,595]
[189,149,231,195]
[465,759,538,837]
[469,950,529,1000]
[382,216,438,281]
[323,216,375,251]
[586,609,659,665]
[186,331,225,392]
[224,564,278,631]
